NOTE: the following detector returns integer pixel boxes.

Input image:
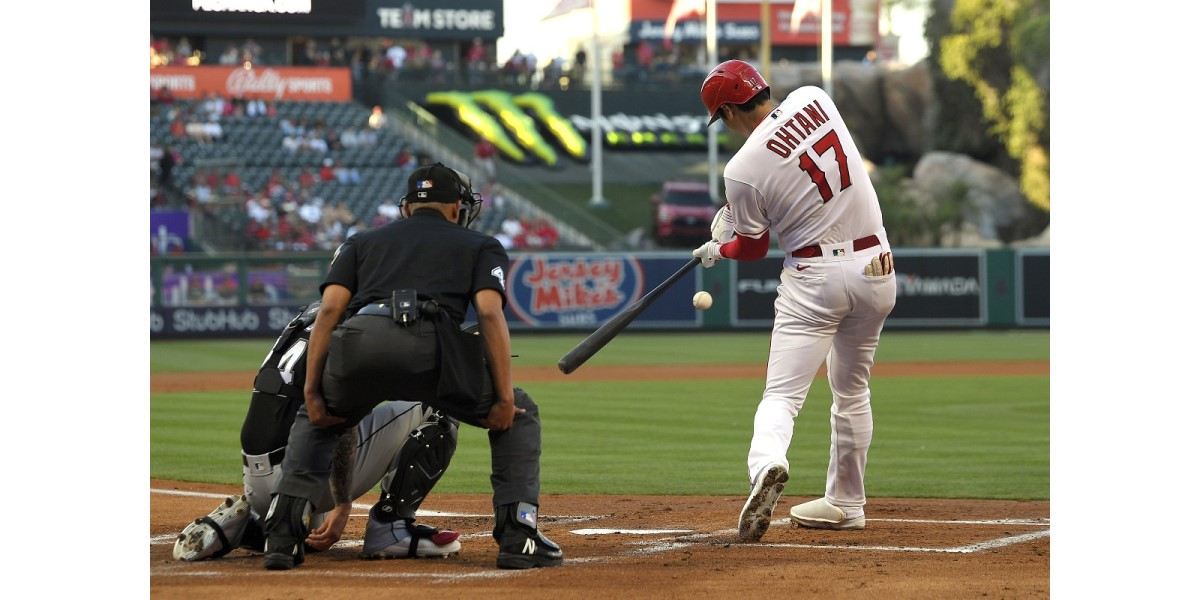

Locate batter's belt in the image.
[790,234,880,258]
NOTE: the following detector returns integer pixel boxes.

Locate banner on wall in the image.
[504,253,701,329]
[152,305,306,339]
[149,66,352,101]
[1017,250,1049,326]
[732,250,987,327]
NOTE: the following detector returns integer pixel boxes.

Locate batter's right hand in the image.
[304,390,346,428]
[482,400,525,432]
[692,240,724,268]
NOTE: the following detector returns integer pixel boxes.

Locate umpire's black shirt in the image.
[322,209,509,323]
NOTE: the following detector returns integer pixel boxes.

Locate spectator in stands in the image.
[298,195,323,227]
[384,40,407,70]
[176,37,193,63]
[221,170,242,196]
[394,148,413,168]
[218,44,239,65]
[188,173,214,207]
[298,168,316,189]
[430,49,448,85]
[319,158,335,182]
[373,201,401,228]
[525,219,560,249]
[333,161,361,185]
[542,57,564,90]
[241,39,263,64]
[467,37,487,86]
[246,98,267,118]
[368,106,387,130]
[247,194,273,224]
[636,40,654,81]
[474,138,498,183]
[170,117,186,139]
[500,217,525,250]
[158,145,177,191]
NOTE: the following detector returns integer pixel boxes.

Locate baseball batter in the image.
[693,60,897,542]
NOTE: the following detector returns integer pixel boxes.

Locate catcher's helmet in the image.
[700,59,769,126]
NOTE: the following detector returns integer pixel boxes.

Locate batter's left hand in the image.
[305,503,351,551]
[692,240,724,268]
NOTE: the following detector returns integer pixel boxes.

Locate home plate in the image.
[571,528,694,536]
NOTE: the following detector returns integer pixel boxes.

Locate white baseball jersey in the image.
[722,86,897,524]
[723,86,884,264]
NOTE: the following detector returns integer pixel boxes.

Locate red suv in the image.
[651,181,719,247]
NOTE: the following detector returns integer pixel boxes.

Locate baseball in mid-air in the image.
[692,291,713,310]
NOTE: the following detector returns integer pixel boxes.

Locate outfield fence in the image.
[150,248,1048,338]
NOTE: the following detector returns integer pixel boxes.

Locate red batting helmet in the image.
[700,59,769,126]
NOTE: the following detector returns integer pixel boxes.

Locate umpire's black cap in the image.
[403,163,463,203]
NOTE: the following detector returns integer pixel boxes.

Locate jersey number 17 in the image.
[797,130,852,204]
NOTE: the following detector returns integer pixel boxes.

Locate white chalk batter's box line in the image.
[152,486,1049,571]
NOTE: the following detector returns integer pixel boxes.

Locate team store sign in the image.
[150,66,352,101]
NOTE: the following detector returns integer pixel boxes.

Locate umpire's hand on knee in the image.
[482,395,525,431]
[304,389,346,428]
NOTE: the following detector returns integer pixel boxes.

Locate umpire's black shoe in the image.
[261,494,311,570]
[493,502,563,569]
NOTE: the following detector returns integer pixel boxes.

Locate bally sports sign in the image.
[504,254,700,329]
[149,66,351,101]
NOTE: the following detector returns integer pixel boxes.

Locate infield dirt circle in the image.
[151,361,1049,598]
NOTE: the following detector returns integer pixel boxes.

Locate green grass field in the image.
[151,331,1048,500]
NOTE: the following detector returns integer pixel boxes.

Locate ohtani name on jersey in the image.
[765,100,832,159]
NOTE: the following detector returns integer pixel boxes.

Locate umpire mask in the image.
[401,163,482,229]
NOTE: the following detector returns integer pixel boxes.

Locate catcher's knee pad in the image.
[373,410,458,522]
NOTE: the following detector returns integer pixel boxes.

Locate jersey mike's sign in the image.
[149,66,351,101]
[504,254,701,329]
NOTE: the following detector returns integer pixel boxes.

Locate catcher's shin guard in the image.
[370,410,458,523]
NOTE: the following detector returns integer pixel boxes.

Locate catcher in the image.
[173,301,462,561]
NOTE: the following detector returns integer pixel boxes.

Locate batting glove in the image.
[710,204,735,243]
[692,240,724,268]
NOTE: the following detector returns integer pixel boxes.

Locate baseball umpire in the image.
[262,163,562,571]
[172,301,462,561]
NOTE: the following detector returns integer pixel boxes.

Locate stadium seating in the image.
[150,99,545,251]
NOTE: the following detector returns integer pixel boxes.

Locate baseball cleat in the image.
[789,498,866,530]
[493,502,563,570]
[361,517,462,559]
[172,495,252,561]
[737,463,789,542]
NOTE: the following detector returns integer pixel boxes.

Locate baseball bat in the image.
[557,257,701,374]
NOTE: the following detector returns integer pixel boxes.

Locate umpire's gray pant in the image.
[275,314,542,509]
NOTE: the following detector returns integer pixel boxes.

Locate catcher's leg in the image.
[173,391,299,561]
[362,405,462,558]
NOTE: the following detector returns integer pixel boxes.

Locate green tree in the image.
[937,0,1050,210]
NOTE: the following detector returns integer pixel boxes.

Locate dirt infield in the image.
[151,359,1048,393]
[152,359,1049,596]
[151,479,1048,599]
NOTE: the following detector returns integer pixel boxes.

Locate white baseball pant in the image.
[746,234,896,510]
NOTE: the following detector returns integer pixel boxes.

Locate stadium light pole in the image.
[706,0,718,203]
[589,1,608,208]
[821,0,833,97]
